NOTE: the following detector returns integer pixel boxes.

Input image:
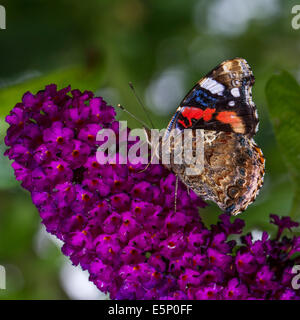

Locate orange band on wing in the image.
[216,111,245,134]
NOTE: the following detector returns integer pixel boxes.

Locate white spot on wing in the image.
[254,108,259,133]
[228,101,235,107]
[231,88,240,97]
[201,77,224,95]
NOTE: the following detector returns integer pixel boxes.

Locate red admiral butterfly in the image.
[149,58,265,215]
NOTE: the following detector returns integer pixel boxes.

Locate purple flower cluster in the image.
[4,85,300,300]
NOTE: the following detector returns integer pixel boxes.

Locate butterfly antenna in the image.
[127,83,158,173]
[117,104,153,173]
[129,82,155,129]
[117,104,151,131]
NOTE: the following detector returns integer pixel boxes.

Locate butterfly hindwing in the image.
[169,58,259,137]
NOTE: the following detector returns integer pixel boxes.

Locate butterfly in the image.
[148,58,265,215]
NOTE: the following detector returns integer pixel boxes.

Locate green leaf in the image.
[266,71,300,219]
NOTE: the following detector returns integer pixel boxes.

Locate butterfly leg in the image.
[187,186,190,196]
[174,174,179,213]
[138,140,160,173]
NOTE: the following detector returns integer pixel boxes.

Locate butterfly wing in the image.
[167,58,259,137]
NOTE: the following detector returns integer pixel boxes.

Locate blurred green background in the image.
[0,0,300,299]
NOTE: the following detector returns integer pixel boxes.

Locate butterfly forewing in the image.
[168,58,259,137]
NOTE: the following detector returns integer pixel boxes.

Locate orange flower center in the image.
[56,136,64,144]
